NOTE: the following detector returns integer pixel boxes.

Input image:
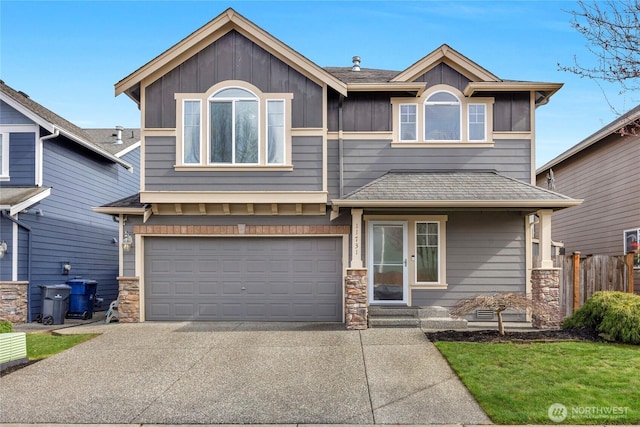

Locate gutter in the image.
[2,210,33,322]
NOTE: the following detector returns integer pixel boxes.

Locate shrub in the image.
[0,320,13,333]
[563,291,640,344]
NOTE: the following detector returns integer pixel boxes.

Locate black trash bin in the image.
[38,284,71,325]
[66,278,98,320]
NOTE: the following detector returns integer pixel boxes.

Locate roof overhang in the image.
[331,199,582,210]
[0,187,52,216]
[347,82,427,95]
[115,8,348,102]
[464,82,563,106]
[55,128,133,171]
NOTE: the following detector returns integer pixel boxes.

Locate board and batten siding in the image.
[412,210,527,319]
[7,132,36,186]
[537,132,640,256]
[24,137,139,312]
[144,136,324,192]
[334,139,531,198]
[144,30,323,129]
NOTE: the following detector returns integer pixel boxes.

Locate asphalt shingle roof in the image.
[324,67,400,84]
[99,193,145,209]
[339,171,579,204]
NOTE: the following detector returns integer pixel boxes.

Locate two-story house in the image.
[0,81,140,322]
[101,8,580,326]
[536,105,640,292]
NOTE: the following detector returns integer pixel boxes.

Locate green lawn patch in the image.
[435,341,640,424]
[26,333,97,361]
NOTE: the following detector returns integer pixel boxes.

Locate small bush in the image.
[0,320,13,333]
[563,291,640,344]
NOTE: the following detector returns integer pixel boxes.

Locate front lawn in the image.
[435,341,640,424]
[26,333,97,361]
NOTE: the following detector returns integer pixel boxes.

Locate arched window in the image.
[424,91,461,141]
[210,88,259,164]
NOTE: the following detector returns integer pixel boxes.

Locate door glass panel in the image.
[372,224,405,301]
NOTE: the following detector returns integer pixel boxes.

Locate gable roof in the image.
[83,128,141,157]
[115,8,348,102]
[0,80,135,170]
[0,186,52,216]
[537,104,640,173]
[332,171,582,210]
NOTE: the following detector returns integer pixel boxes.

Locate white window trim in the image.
[174,80,293,170]
[0,132,9,180]
[391,84,494,147]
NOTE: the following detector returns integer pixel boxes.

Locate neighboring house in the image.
[536,105,640,287]
[0,80,140,322]
[98,8,580,325]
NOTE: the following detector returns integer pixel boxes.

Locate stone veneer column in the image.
[531,268,561,329]
[345,269,368,330]
[117,277,140,323]
[0,281,29,323]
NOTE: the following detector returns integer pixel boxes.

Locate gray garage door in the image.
[144,237,343,321]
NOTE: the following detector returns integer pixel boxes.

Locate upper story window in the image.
[392,85,493,146]
[175,81,292,170]
[0,133,9,179]
[425,91,460,141]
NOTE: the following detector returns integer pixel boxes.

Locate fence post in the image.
[573,251,581,309]
[626,251,636,294]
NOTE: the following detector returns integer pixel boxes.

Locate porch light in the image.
[122,232,133,252]
[0,241,7,259]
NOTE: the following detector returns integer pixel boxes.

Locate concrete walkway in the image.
[1,322,491,425]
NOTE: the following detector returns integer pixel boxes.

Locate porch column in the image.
[350,208,363,268]
[537,209,554,269]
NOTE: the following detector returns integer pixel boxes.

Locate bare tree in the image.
[559,0,640,133]
[450,293,561,335]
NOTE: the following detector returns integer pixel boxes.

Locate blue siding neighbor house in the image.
[0,80,140,322]
[100,8,581,328]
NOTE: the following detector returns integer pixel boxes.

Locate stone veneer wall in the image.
[0,282,28,323]
[531,268,561,329]
[345,269,368,330]
[117,277,140,323]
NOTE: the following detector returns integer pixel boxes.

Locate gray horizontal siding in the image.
[337,139,531,197]
[411,211,526,316]
[0,219,13,281]
[145,136,324,192]
[145,30,323,129]
[0,101,34,125]
[7,132,36,186]
[539,133,640,256]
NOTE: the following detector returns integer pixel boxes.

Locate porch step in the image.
[368,305,469,329]
[368,306,419,317]
[368,316,421,328]
[421,318,469,330]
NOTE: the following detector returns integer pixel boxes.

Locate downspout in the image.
[338,94,345,198]
[2,210,32,322]
[38,128,60,187]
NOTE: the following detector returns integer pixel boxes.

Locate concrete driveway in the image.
[0,322,491,425]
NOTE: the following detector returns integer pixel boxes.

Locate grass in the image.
[435,341,640,424]
[26,333,97,361]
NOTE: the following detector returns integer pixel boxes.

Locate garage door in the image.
[144,237,343,321]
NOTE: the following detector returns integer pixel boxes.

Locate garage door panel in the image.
[145,237,342,321]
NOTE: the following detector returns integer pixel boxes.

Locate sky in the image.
[1,0,637,168]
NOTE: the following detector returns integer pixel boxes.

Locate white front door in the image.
[368,221,408,305]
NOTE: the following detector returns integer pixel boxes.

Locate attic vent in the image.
[114,126,124,145]
[476,309,495,320]
[352,56,361,72]
[18,90,30,99]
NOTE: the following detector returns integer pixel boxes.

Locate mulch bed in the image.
[425,328,603,343]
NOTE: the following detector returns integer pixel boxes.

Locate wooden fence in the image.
[535,252,637,317]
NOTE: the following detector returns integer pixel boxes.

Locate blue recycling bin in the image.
[66,278,98,320]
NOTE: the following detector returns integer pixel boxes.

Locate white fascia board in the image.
[114,140,141,158]
[9,187,52,216]
[57,128,133,171]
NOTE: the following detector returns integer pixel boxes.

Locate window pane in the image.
[469,104,486,141]
[210,102,232,163]
[400,104,417,141]
[183,101,200,164]
[425,104,460,140]
[235,100,258,163]
[214,88,255,99]
[416,222,439,282]
[267,100,285,164]
[428,92,458,103]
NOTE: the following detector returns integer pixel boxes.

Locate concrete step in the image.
[368,316,421,328]
[368,306,419,317]
[421,317,468,330]
[418,306,450,318]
